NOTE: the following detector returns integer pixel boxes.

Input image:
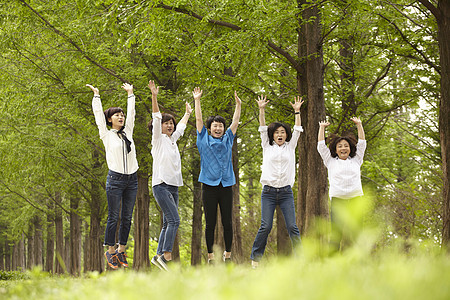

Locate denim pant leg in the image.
[250,186,277,262]
[278,186,301,247]
[104,171,137,246]
[156,214,168,256]
[153,183,180,254]
[118,173,138,246]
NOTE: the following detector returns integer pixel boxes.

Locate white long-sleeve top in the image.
[92,95,139,175]
[151,112,186,187]
[259,125,303,188]
[317,139,366,199]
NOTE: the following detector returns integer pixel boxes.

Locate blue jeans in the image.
[104,170,138,246]
[152,183,180,254]
[250,185,300,262]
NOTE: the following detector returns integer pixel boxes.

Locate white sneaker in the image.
[151,255,163,270]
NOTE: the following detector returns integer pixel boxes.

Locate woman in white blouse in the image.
[317,117,366,251]
[250,95,303,268]
[147,80,192,271]
[87,83,138,270]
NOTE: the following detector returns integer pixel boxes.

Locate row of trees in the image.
[0,0,448,274]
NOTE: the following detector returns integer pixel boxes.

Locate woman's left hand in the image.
[290,96,304,112]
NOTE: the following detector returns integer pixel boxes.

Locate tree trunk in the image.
[4,239,11,271]
[87,148,106,273]
[54,192,65,274]
[296,0,328,234]
[231,139,243,262]
[69,196,81,276]
[27,225,34,269]
[34,216,43,268]
[0,237,4,270]
[437,0,450,247]
[172,233,180,261]
[64,235,70,274]
[133,171,150,270]
[191,151,203,266]
[276,206,291,255]
[45,209,54,273]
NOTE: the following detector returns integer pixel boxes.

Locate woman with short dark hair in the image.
[147,80,192,271]
[250,95,303,268]
[86,83,138,270]
[317,117,366,251]
[193,88,242,264]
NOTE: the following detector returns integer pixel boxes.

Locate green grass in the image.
[2,239,450,300]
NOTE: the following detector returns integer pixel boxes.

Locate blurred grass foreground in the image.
[2,196,450,300]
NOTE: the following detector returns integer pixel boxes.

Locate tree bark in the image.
[191,151,203,266]
[437,0,450,247]
[27,224,34,269]
[54,192,65,274]
[231,139,243,262]
[276,207,292,255]
[297,0,329,234]
[69,196,81,276]
[34,216,43,268]
[4,239,11,271]
[133,171,150,270]
[87,148,105,273]
[45,208,54,273]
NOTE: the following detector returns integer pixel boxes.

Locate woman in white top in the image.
[250,95,304,268]
[317,117,366,251]
[147,80,192,271]
[87,83,138,270]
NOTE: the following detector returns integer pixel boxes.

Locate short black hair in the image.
[104,107,124,127]
[148,113,177,133]
[206,115,227,129]
[328,134,357,158]
[267,122,292,145]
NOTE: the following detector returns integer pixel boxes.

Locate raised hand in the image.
[256,94,270,109]
[319,120,330,127]
[148,80,159,95]
[192,87,203,100]
[185,102,193,115]
[86,84,99,95]
[122,83,134,95]
[290,96,304,112]
[350,117,362,125]
[234,91,242,105]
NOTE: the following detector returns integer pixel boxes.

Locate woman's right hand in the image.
[86,84,99,95]
[319,120,330,127]
[192,87,203,101]
[256,94,269,109]
[148,80,159,95]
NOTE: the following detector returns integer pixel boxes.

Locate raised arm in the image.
[290,96,304,126]
[256,94,269,126]
[351,117,365,140]
[318,120,330,142]
[179,102,193,125]
[86,84,99,96]
[148,80,160,113]
[193,87,203,132]
[229,91,242,134]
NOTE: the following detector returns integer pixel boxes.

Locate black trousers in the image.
[202,183,233,253]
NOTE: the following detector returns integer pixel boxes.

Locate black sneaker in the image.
[157,255,171,271]
[116,251,128,268]
[104,251,118,270]
[151,255,163,270]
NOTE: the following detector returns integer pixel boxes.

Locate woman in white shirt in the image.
[250,95,303,268]
[87,83,138,270]
[317,117,366,251]
[147,80,192,271]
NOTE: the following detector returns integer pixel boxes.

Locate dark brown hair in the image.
[206,115,227,130]
[148,113,177,133]
[104,107,124,127]
[328,134,357,158]
[267,122,292,146]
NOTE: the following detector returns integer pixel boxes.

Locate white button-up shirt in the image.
[317,139,366,199]
[92,95,139,175]
[259,125,303,188]
[151,112,186,187]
